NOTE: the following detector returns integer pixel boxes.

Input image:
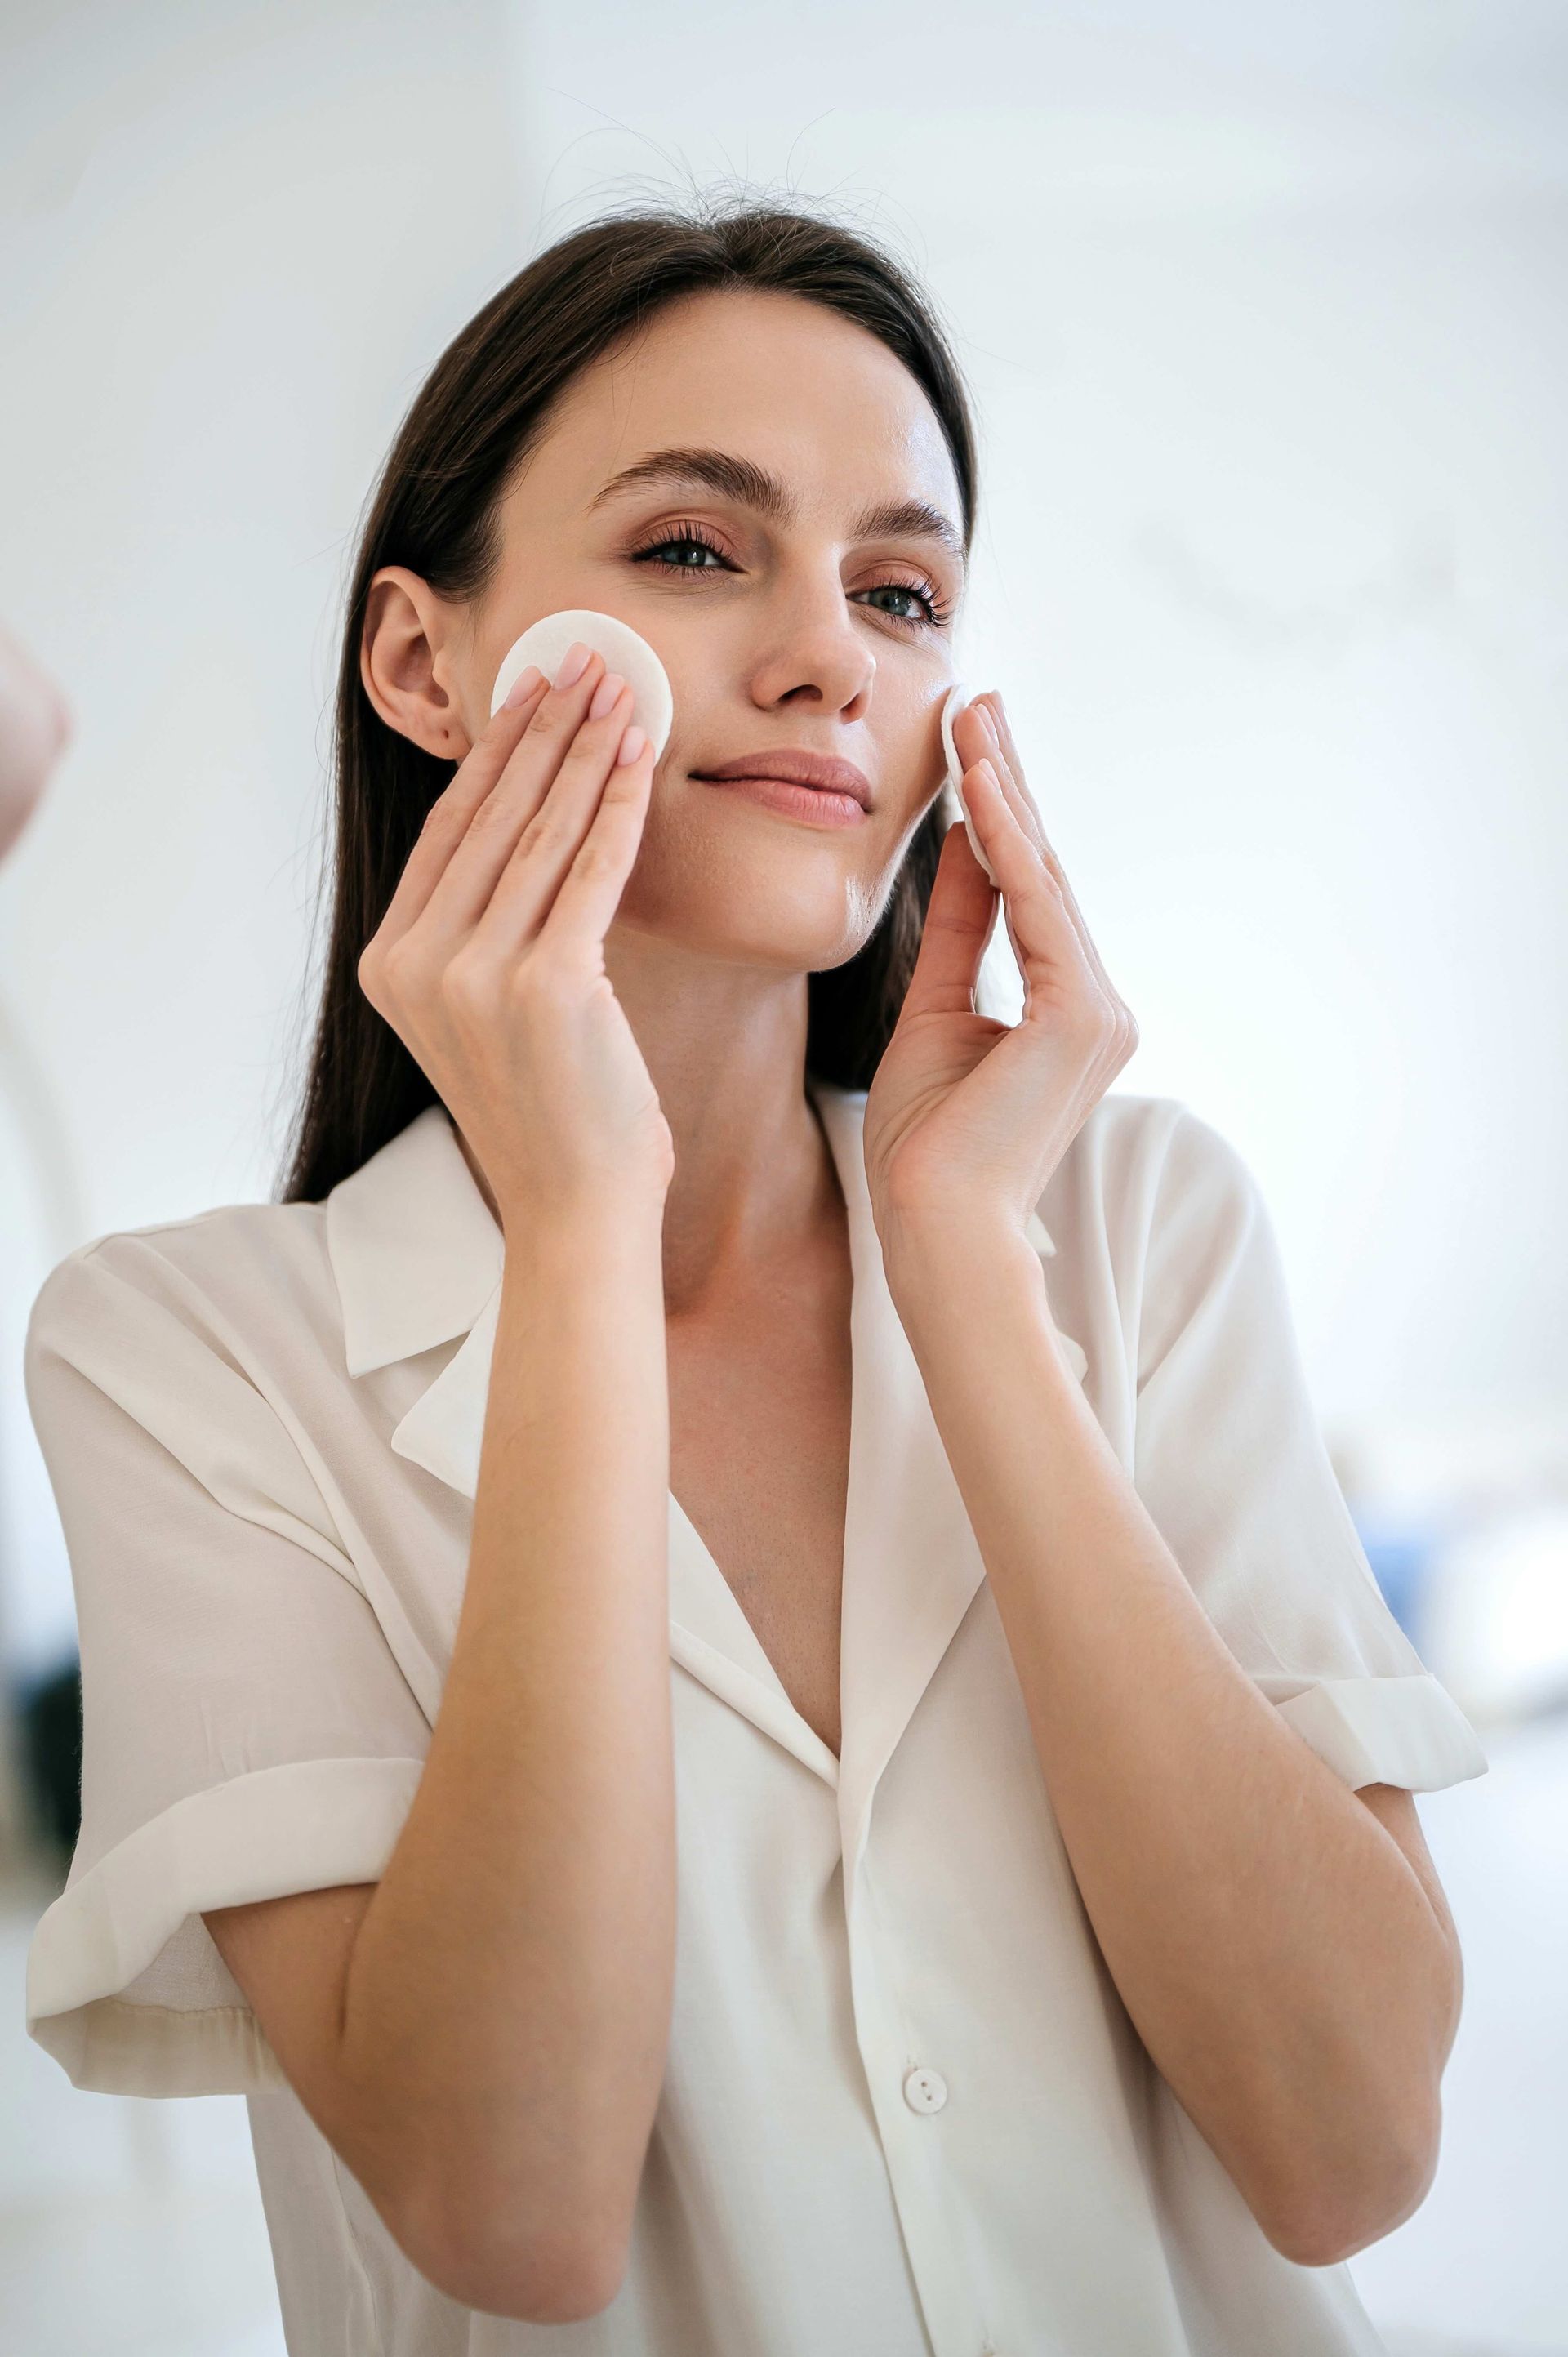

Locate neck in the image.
[453,937,846,1321]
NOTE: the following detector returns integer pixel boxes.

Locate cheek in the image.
[654,720,690,779]
[654,665,713,762]
[884,698,949,809]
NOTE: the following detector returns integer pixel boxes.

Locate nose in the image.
[746,586,876,723]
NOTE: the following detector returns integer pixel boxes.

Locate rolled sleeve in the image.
[22,1239,431,2096]
[1130,1107,1487,1796]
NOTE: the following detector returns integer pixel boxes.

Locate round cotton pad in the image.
[941,679,1000,887]
[489,609,675,758]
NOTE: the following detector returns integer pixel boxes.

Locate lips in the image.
[689,751,873,810]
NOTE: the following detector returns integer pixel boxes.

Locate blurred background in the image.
[1,1,1564,2350]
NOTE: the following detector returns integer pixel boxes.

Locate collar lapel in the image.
[323,1086,1087,1837]
[326,1105,505,1379]
[324,1103,844,1788]
[809,1085,1087,1882]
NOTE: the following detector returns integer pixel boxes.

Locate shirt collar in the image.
[325,1083,1067,1382]
[325,1103,505,1378]
[323,1078,1085,1837]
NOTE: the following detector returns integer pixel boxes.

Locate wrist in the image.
[879,1204,1043,1310]
[498,1190,665,1272]
[883,1221,1092,1417]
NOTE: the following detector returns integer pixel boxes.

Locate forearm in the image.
[340,1202,675,2292]
[884,1215,1457,2259]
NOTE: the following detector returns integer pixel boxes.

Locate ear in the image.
[360,566,474,760]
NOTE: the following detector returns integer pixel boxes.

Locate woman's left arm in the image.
[866,690,1461,2271]
[883,1210,1460,2270]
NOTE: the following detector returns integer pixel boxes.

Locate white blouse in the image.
[24,1077,1486,2357]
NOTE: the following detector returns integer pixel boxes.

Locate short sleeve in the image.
[1131,1107,1487,1796]
[22,1237,431,2097]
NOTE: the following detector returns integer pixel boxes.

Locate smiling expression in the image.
[429,285,972,966]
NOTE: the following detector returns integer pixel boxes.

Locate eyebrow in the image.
[586,445,968,573]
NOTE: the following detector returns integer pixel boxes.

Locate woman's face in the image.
[376,285,968,970]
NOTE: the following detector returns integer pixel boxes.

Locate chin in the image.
[618,862,871,969]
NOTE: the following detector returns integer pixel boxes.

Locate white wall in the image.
[0,0,525,1671]
[506,0,1568,1447]
[2,7,1566,2343]
[3,0,1566,1665]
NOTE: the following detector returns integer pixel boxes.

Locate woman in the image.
[24,198,1486,2355]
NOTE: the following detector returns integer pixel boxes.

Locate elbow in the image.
[435,2235,629,2325]
[390,2181,631,2324]
[1255,2100,1442,2270]
[407,2215,630,2325]
[350,2069,662,2324]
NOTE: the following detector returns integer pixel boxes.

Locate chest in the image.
[666,1265,853,1762]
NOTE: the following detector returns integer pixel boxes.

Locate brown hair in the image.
[277,191,978,1205]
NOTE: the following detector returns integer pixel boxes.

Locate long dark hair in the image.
[277,193,979,1205]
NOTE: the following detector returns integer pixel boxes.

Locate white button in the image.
[902,2065,948,2114]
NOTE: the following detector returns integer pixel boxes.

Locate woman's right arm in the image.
[206,645,676,2325]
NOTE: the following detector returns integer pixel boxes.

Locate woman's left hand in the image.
[863,692,1138,1244]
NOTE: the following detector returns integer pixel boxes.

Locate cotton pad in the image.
[942,679,1001,887]
[489,609,675,758]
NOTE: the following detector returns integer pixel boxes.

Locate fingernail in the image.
[589,670,626,720]
[556,640,591,687]
[501,663,543,709]
[978,704,1000,742]
[616,724,648,765]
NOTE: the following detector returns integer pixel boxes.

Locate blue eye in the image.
[635,533,728,573]
[861,581,940,626]
[627,526,733,576]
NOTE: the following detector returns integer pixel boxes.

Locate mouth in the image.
[689,750,874,812]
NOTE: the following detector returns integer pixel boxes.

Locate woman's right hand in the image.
[357,643,673,1230]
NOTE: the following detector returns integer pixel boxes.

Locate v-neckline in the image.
[378,1077,1044,1858]
[663,1072,857,1784]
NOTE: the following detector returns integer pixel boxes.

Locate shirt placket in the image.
[840,1834,1063,2357]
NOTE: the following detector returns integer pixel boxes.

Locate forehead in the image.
[512,286,963,529]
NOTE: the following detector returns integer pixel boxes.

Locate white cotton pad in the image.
[942,679,1000,887]
[489,609,675,757]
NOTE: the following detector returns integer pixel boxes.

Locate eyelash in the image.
[626,519,953,630]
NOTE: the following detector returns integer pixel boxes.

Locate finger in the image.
[974,697,1080,916]
[537,725,657,951]
[476,675,645,956]
[966,705,1067,966]
[374,674,550,942]
[971,730,1131,1075]
[960,758,1094,987]
[964,702,1138,1065]
[421,648,612,936]
[955,699,1062,985]
[964,699,1052,867]
[898,813,1003,1020]
[972,697,1119,1000]
[959,698,1046,844]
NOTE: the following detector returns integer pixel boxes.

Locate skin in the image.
[205,283,1463,2306]
[361,283,969,1314]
